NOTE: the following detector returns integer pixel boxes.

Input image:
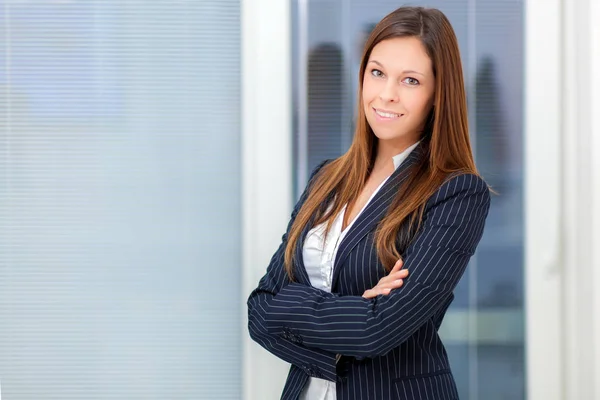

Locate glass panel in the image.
[292,1,525,398]
[0,1,241,398]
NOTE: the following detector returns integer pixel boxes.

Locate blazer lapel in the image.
[293,223,312,285]
[331,145,423,286]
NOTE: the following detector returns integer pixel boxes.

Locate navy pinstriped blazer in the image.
[247,145,491,399]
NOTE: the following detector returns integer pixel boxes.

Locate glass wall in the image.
[292,1,524,398]
[0,1,241,398]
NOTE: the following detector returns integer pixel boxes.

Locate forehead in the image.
[368,37,432,75]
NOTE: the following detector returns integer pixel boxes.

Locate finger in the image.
[391,259,404,272]
[366,280,404,298]
[382,270,407,284]
[378,261,405,284]
[394,269,409,278]
[378,279,405,291]
[362,287,392,299]
[362,289,375,299]
[376,269,408,287]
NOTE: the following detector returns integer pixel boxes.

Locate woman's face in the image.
[362,36,435,148]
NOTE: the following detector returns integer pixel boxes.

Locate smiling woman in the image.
[248,6,491,400]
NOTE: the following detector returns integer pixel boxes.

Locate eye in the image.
[370,69,384,78]
[403,77,420,86]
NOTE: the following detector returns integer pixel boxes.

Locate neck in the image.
[373,138,418,170]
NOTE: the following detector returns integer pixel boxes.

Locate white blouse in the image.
[299,142,418,400]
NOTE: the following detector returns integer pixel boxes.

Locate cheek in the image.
[361,85,371,106]
[404,92,434,116]
[361,78,379,104]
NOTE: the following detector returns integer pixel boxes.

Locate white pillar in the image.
[562,0,600,398]
[524,0,564,398]
[589,0,600,396]
[241,0,293,399]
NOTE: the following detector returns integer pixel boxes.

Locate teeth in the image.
[375,109,400,118]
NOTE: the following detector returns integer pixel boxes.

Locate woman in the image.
[248,6,490,400]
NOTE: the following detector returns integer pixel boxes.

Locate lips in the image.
[373,107,403,119]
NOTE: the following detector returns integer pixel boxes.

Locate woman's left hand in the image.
[362,259,408,299]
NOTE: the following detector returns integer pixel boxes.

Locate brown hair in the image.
[284,6,478,280]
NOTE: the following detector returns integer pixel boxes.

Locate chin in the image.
[372,131,420,150]
[371,129,404,141]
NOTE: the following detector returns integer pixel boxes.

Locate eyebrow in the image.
[368,60,425,76]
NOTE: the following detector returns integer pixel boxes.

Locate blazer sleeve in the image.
[263,173,491,359]
[246,159,339,382]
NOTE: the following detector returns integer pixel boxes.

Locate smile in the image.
[373,108,403,119]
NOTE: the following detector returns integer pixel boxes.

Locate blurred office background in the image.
[1,0,599,399]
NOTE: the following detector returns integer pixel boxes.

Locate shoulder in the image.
[425,173,491,210]
[440,172,489,194]
[308,159,334,182]
[293,159,334,210]
[305,159,335,190]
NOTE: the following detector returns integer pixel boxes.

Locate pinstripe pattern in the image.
[248,149,491,399]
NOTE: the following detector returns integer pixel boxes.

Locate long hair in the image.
[284,6,478,280]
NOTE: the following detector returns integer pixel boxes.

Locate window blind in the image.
[0,1,241,398]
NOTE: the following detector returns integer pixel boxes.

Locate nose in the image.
[379,81,399,103]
